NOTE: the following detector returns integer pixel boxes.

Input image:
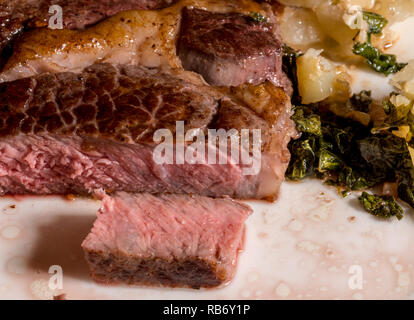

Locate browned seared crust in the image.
[0,0,178,67]
[27,0,178,29]
[0,63,271,145]
[85,250,227,289]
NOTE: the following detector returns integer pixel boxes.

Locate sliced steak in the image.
[82,192,251,289]
[0,0,24,68]
[0,63,285,199]
[0,0,178,68]
[178,8,291,92]
[27,0,179,29]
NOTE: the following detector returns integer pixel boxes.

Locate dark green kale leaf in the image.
[286,137,317,181]
[357,134,414,211]
[395,143,414,208]
[398,183,414,208]
[287,105,377,188]
[358,135,406,171]
[286,140,315,181]
[353,11,407,75]
[287,100,414,217]
[287,105,325,180]
[338,166,379,190]
[362,11,388,35]
[359,192,404,220]
[291,105,322,136]
[353,42,407,76]
[282,45,302,105]
[318,149,342,172]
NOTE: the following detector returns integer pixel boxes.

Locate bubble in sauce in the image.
[1,225,21,239]
[275,282,291,298]
[240,289,251,298]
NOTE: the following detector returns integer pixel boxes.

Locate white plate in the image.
[0,17,414,301]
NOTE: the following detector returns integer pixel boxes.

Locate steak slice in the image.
[0,63,284,199]
[82,192,252,289]
[27,0,179,29]
[0,0,178,68]
[178,7,291,92]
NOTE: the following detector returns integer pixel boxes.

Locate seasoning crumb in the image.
[348,216,356,223]
[66,194,76,201]
[258,232,268,239]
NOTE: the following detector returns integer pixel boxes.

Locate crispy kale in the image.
[286,106,320,181]
[353,43,407,75]
[287,96,414,219]
[353,12,407,75]
[291,105,322,136]
[286,138,317,181]
[399,183,414,208]
[287,105,380,189]
[362,11,388,35]
[318,149,342,172]
[359,192,404,220]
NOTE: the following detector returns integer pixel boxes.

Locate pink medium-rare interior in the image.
[82,192,252,272]
[0,134,274,197]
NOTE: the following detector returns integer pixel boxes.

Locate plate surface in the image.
[0,17,413,301]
